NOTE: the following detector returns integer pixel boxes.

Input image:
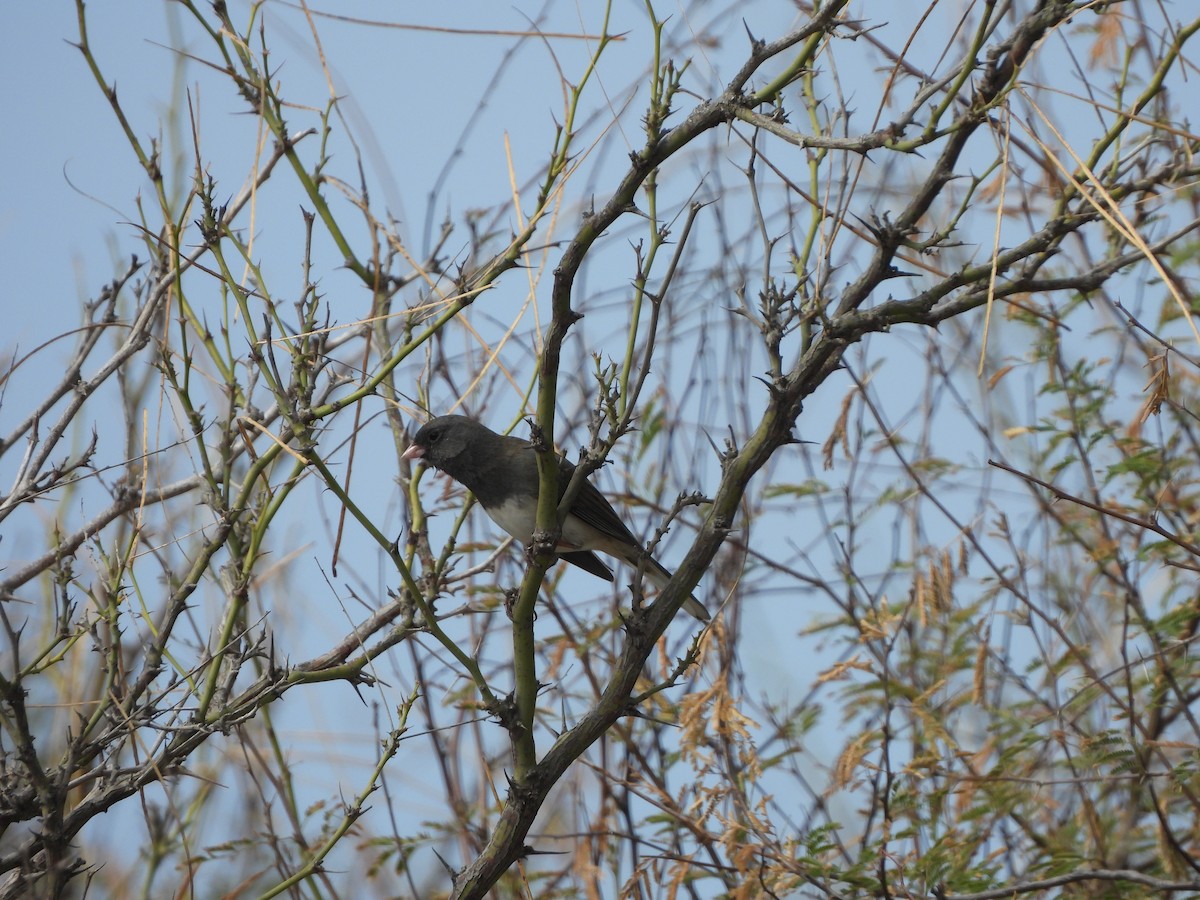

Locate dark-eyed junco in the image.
[402,415,710,622]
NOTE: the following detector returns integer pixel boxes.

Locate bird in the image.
[402,415,710,622]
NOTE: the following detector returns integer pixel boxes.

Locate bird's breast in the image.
[484,496,596,550]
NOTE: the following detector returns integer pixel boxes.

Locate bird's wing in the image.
[559,464,644,549]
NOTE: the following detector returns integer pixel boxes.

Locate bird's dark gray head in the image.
[404,415,476,465]
[402,415,503,486]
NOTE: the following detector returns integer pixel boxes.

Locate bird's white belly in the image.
[486,497,594,549]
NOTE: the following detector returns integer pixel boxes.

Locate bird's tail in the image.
[642,556,711,622]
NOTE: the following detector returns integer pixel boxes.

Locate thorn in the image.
[741,19,765,53]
